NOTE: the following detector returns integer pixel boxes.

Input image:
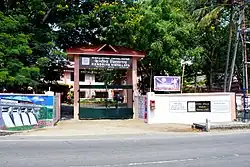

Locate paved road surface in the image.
[1,132,250,167]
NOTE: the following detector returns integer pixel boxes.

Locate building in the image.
[56,44,145,109]
[57,60,123,99]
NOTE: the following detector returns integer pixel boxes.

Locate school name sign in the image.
[80,56,132,69]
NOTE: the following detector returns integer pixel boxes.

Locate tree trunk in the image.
[209,47,216,90]
[223,6,234,92]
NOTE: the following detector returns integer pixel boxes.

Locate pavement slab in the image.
[16,119,195,136]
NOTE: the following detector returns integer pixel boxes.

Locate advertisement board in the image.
[154,76,181,91]
[0,95,54,120]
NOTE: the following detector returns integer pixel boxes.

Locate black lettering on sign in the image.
[195,101,211,112]
[80,56,132,69]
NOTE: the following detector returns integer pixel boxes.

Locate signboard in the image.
[137,96,145,119]
[169,101,186,112]
[187,101,211,112]
[0,95,55,120]
[80,56,132,69]
[154,76,180,91]
[211,100,230,113]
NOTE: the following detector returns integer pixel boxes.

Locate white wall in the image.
[146,92,236,124]
[236,94,242,111]
[58,72,113,98]
[60,72,105,86]
[0,107,4,128]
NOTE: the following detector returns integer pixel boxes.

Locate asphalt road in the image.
[1,132,250,167]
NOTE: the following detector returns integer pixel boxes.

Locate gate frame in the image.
[66,44,145,120]
[78,84,133,120]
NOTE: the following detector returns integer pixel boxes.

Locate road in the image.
[0,132,250,167]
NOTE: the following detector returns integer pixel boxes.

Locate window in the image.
[79,72,85,82]
[55,73,61,81]
[95,92,108,98]
[70,72,74,81]
[79,91,86,98]
[95,74,103,82]
[71,72,85,81]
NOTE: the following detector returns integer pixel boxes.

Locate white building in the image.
[57,59,125,99]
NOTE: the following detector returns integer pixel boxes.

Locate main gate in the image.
[66,44,145,120]
[79,84,133,119]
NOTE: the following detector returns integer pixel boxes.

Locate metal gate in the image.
[78,84,133,119]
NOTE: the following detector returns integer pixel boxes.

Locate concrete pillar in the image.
[146,92,155,124]
[63,72,67,84]
[127,57,138,119]
[127,69,133,108]
[132,57,138,119]
[230,93,236,121]
[74,55,80,120]
[205,118,210,132]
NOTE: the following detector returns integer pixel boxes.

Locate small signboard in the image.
[154,76,181,92]
[79,56,132,69]
[187,101,211,112]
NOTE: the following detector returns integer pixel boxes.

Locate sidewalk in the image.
[193,121,250,130]
[19,119,194,136]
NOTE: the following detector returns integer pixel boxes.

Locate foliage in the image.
[0,12,39,88]
[133,0,204,93]
[0,1,67,92]
[190,0,240,89]
[0,0,246,93]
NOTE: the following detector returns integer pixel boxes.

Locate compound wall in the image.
[146,92,236,124]
[0,93,61,129]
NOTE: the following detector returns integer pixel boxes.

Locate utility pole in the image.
[228,5,242,92]
[227,0,249,121]
[241,0,249,122]
[242,0,248,96]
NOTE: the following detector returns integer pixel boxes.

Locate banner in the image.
[154,76,181,91]
[0,94,54,120]
[80,56,132,69]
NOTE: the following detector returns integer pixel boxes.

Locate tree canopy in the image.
[0,0,247,93]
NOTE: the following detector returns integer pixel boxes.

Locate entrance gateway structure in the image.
[66,44,145,120]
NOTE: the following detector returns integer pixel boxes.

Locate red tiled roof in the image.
[66,44,145,58]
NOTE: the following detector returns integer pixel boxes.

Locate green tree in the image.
[0,1,67,91]
[191,0,238,90]
[132,0,203,93]
[0,12,40,90]
[73,0,204,92]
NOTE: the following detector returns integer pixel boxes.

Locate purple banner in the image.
[154,76,181,91]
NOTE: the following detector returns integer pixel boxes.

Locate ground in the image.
[19,119,195,136]
[1,131,250,167]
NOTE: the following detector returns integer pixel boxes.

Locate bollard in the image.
[205,119,210,132]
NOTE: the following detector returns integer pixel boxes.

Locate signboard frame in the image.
[154,76,181,92]
[79,56,132,69]
[187,101,211,112]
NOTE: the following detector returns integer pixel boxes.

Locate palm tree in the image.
[192,0,237,91]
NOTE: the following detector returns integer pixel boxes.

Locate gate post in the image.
[132,57,138,119]
[127,70,133,108]
[127,57,139,119]
[74,54,80,120]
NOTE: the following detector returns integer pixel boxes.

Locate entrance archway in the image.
[66,44,145,120]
